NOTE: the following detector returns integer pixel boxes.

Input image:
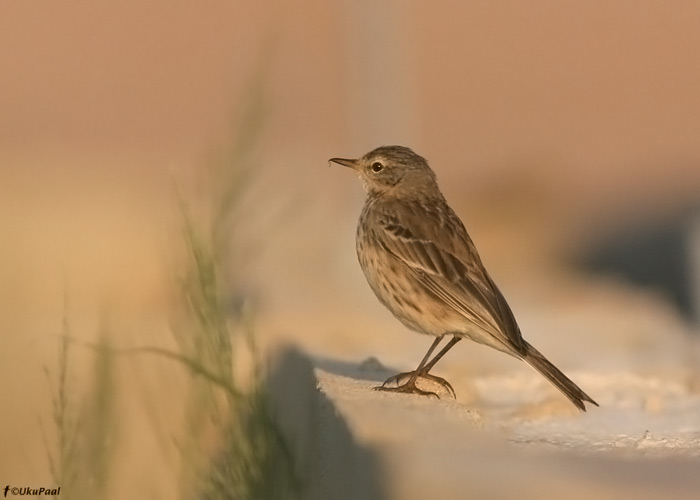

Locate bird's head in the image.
[330,145,438,197]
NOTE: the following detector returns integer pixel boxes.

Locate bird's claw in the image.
[373,382,439,398]
[374,370,456,399]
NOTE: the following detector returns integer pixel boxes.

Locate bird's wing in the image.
[371,199,525,353]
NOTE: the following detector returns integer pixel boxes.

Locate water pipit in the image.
[330,146,597,411]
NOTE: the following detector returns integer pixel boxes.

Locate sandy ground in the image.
[300,335,700,500]
[295,287,700,498]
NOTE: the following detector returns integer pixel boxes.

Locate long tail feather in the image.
[522,341,598,412]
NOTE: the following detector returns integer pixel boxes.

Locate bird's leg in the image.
[412,336,462,397]
[418,336,462,374]
[374,336,461,398]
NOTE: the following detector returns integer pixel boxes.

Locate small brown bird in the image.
[330,146,598,411]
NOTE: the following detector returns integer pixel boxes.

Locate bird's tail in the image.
[521,341,598,412]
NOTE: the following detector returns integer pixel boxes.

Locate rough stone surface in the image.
[269,339,700,500]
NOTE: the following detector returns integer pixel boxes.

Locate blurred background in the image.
[2,1,700,498]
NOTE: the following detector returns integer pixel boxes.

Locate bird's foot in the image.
[373,370,456,399]
[373,376,439,398]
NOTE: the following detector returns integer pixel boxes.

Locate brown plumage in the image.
[330,145,597,411]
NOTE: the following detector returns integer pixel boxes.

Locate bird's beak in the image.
[328,157,358,169]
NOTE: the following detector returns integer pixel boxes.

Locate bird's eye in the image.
[371,162,384,173]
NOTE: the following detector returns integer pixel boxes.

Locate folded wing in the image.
[371,200,525,354]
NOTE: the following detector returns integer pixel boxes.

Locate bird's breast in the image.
[355,215,462,336]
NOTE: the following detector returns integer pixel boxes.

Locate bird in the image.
[329,145,598,411]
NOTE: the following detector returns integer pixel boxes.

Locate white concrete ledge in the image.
[268,346,700,500]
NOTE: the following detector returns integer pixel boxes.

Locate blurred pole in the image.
[338,1,416,148]
[690,210,700,328]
